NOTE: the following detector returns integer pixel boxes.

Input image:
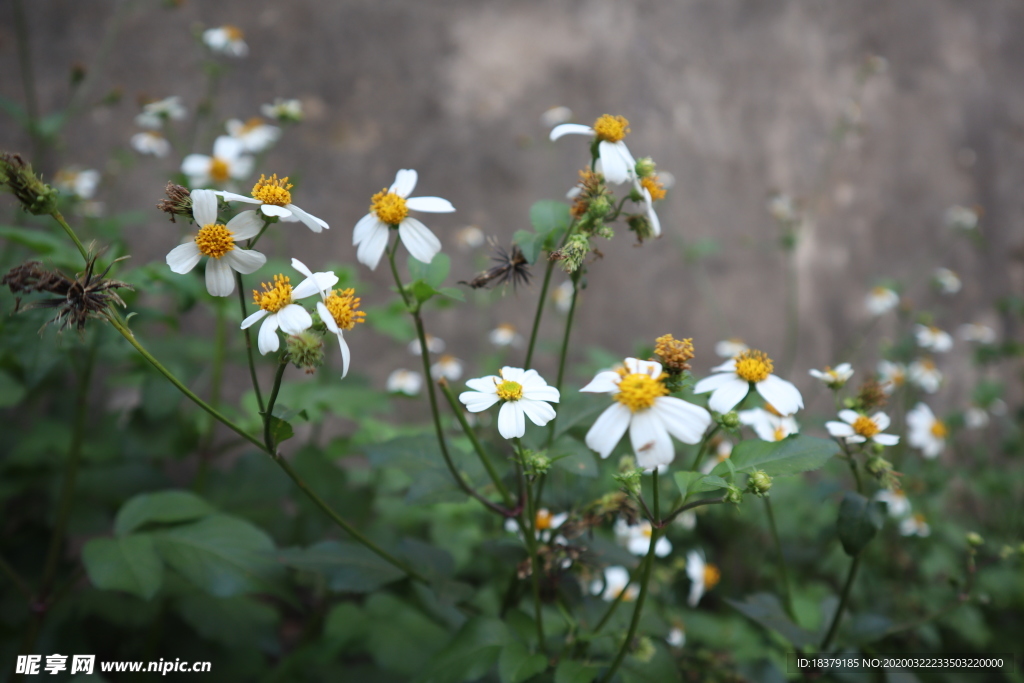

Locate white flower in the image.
[667,626,686,648]
[714,338,748,359]
[899,514,931,537]
[964,405,990,430]
[261,98,303,123]
[135,96,186,129]
[550,114,637,185]
[739,408,799,442]
[504,508,568,543]
[866,286,900,316]
[131,131,170,157]
[877,360,906,395]
[181,136,253,187]
[213,173,328,233]
[431,355,464,382]
[203,26,248,57]
[540,105,573,127]
[455,225,485,250]
[874,489,911,518]
[459,367,560,440]
[226,118,281,153]
[959,323,996,344]
[408,334,445,355]
[614,519,672,557]
[582,358,712,470]
[908,358,942,394]
[240,265,337,355]
[944,205,979,231]
[353,169,455,270]
[552,281,574,313]
[489,323,522,347]
[694,349,803,416]
[387,369,422,396]
[933,268,961,294]
[675,510,697,530]
[906,403,946,459]
[165,189,266,296]
[700,439,732,475]
[915,325,953,353]
[591,566,638,602]
[768,193,799,224]
[685,550,720,607]
[54,168,100,199]
[825,410,899,447]
[290,259,364,378]
[809,363,854,389]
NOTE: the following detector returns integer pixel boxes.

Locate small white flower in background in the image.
[213,173,328,233]
[686,549,720,607]
[877,360,906,395]
[714,338,749,359]
[667,626,686,648]
[964,406,989,430]
[135,96,187,129]
[431,355,464,382]
[915,325,953,353]
[826,410,899,447]
[353,169,455,270]
[77,200,104,218]
[131,131,170,157]
[203,25,248,57]
[408,334,445,355]
[959,323,996,344]
[944,204,979,231]
[552,280,574,313]
[809,363,854,389]
[591,566,638,602]
[767,193,799,224]
[908,358,942,394]
[739,407,799,442]
[899,513,931,537]
[454,225,485,250]
[615,519,672,557]
[906,403,946,459]
[675,510,697,530]
[241,266,338,355]
[459,367,560,439]
[582,358,712,470]
[874,489,911,518]
[387,369,422,396]
[489,323,522,348]
[226,118,281,153]
[933,268,961,295]
[701,439,732,475]
[540,105,573,128]
[504,508,568,543]
[866,286,900,316]
[54,168,100,199]
[261,98,304,123]
[694,349,803,416]
[657,171,676,189]
[165,189,266,297]
[550,114,637,185]
[181,136,253,187]
[291,259,365,378]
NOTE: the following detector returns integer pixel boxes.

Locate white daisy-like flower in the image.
[408,334,445,355]
[685,549,720,607]
[614,519,672,557]
[591,566,638,602]
[874,489,911,518]
[809,363,854,389]
[899,513,931,537]
[959,323,996,344]
[213,173,328,233]
[915,325,953,353]
[964,405,990,430]
[261,98,303,123]
[131,131,170,157]
[933,268,961,295]
[181,136,254,188]
[908,358,942,394]
[694,349,803,416]
[226,117,281,153]
[550,114,637,185]
[353,169,455,270]
[906,403,946,459]
[700,439,732,475]
[54,168,100,199]
[455,225,485,250]
[240,266,337,355]
[504,508,568,543]
[944,205,979,231]
[714,338,749,359]
[489,323,522,348]
[290,259,364,378]
[738,407,799,442]
[135,96,187,129]
[582,358,711,470]
[387,369,422,396]
[632,174,663,238]
[459,368,559,439]
[431,355,464,382]
[540,105,573,128]
[825,410,899,447]
[866,286,900,316]
[203,25,248,57]
[552,281,574,313]
[667,626,686,648]
[165,189,266,297]
[877,360,906,396]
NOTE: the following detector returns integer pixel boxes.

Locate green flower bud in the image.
[614,468,644,497]
[286,330,325,374]
[553,234,589,274]
[626,214,654,243]
[587,195,611,219]
[718,411,740,429]
[634,636,656,663]
[634,156,657,178]
[747,469,772,497]
[524,449,552,477]
[966,532,984,547]
[0,152,58,215]
[724,484,743,505]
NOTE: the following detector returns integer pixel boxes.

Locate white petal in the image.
[276,303,313,335]
[191,189,218,226]
[286,203,329,232]
[585,403,632,458]
[166,242,202,274]
[624,358,663,378]
[213,135,243,160]
[205,258,235,297]
[826,422,855,438]
[336,332,351,378]
[756,375,804,416]
[598,141,629,184]
[353,213,380,245]
[356,223,390,270]
[520,399,556,427]
[240,309,268,330]
[399,217,442,265]
[651,397,711,445]
[707,377,751,414]
[838,409,861,425]
[693,372,739,394]
[872,412,891,431]
[629,410,674,469]
[710,359,738,374]
[406,196,456,213]
[226,210,264,240]
[499,367,525,382]
[580,371,621,394]
[460,391,500,412]
[390,169,418,198]
[291,258,316,280]
[874,433,899,446]
[549,123,593,141]
[523,385,560,403]
[212,190,261,205]
[317,301,339,333]
[260,204,292,217]
[293,272,338,299]
[498,401,526,439]
[257,315,280,355]
[229,155,254,180]
[181,154,211,177]
[465,377,501,393]
[222,248,266,274]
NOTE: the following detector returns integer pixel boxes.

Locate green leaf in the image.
[726,593,816,648]
[498,641,547,683]
[323,602,366,650]
[415,617,511,683]
[530,200,571,238]
[555,659,598,683]
[408,252,451,287]
[266,415,294,444]
[277,540,405,593]
[410,280,466,304]
[175,594,279,649]
[673,472,728,499]
[712,435,838,478]
[114,490,214,537]
[550,436,599,477]
[513,229,543,265]
[436,286,466,301]
[837,491,884,556]
[82,534,163,600]
[364,593,449,676]
[366,436,484,504]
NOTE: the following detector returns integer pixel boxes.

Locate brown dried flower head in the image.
[156,182,192,222]
[459,241,531,290]
[857,379,888,412]
[654,334,695,374]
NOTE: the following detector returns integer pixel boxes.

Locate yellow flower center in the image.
[734,349,774,383]
[913,513,927,525]
[773,426,787,441]
[495,379,524,401]
[930,420,948,439]
[239,117,265,134]
[252,274,293,313]
[210,157,230,183]
[592,114,630,143]
[703,564,721,590]
[224,25,244,41]
[323,288,366,330]
[872,286,888,296]
[640,176,666,202]
[614,370,669,413]
[194,223,235,259]
[852,415,880,438]
[370,189,409,225]
[535,509,552,530]
[252,174,293,206]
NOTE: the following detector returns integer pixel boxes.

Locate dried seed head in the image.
[459,241,532,290]
[156,182,192,222]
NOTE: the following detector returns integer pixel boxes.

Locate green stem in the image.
[263,355,288,452]
[820,555,860,651]
[690,424,721,473]
[590,557,644,635]
[524,259,556,369]
[235,272,265,413]
[554,273,579,393]
[764,496,795,620]
[600,525,660,682]
[651,469,661,524]
[50,211,89,261]
[514,441,546,654]
[660,495,727,527]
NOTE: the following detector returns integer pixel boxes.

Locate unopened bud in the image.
[587,195,610,219]
[634,636,656,663]
[626,214,654,243]
[524,449,552,476]
[966,532,984,547]
[747,469,772,497]
[286,330,324,374]
[0,152,58,215]
[724,484,743,505]
[614,468,644,497]
[718,411,740,429]
[551,234,589,274]
[634,157,656,178]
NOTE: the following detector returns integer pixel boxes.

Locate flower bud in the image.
[551,234,589,274]
[0,152,58,215]
[718,411,740,429]
[524,449,552,477]
[634,156,657,178]
[614,468,644,497]
[286,330,325,374]
[626,214,654,242]
[587,195,611,219]
[724,484,743,505]
[634,636,656,663]
[747,469,772,497]
[966,531,984,547]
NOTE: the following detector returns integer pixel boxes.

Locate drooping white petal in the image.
[353,213,380,245]
[335,331,351,378]
[651,397,711,444]
[191,189,218,226]
[260,204,292,218]
[585,403,632,458]
[226,210,263,240]
[520,399,556,427]
[629,410,674,469]
[406,196,456,213]
[598,140,630,184]
[523,385,561,403]
[580,371,621,394]
[356,222,390,270]
[257,315,280,354]
[756,375,803,415]
[390,169,418,198]
[276,303,313,335]
[549,123,593,141]
[240,308,268,329]
[693,371,739,394]
[222,248,266,274]
[291,258,316,280]
[211,190,262,205]
[846,435,867,444]
[874,433,899,446]
[166,242,202,274]
[460,391,501,412]
[317,302,340,334]
[498,401,526,439]
[205,258,235,296]
[399,217,442,264]
[285,204,329,232]
[706,377,751,413]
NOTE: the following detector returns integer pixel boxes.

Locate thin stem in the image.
[524,259,555,369]
[236,272,265,413]
[50,211,89,261]
[590,557,645,635]
[263,355,288,452]
[554,273,579,393]
[764,496,795,620]
[820,555,861,651]
[514,441,546,654]
[660,495,727,527]
[0,554,32,600]
[690,424,721,473]
[387,237,412,308]
[652,469,661,524]
[600,525,660,683]
[781,247,800,376]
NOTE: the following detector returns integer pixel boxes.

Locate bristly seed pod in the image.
[459,242,531,290]
[0,152,59,215]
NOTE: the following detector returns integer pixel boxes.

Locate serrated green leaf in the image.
[837,491,884,556]
[408,252,450,287]
[726,593,816,648]
[114,490,214,537]
[711,435,838,478]
[277,540,405,593]
[499,640,547,683]
[83,534,163,600]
